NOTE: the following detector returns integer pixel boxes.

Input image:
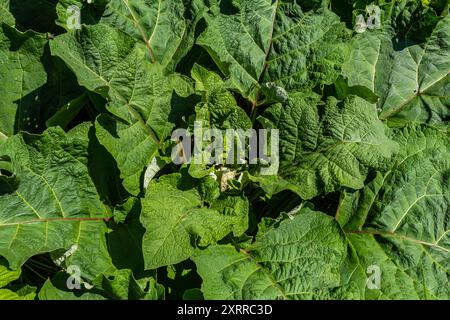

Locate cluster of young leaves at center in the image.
[0,0,448,300]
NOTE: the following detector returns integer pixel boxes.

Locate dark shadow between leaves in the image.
[10,0,65,34]
[87,126,129,207]
[168,92,200,128]
[107,199,147,278]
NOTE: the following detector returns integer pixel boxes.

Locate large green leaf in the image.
[51,24,193,195]
[0,128,114,280]
[49,24,137,107]
[56,0,204,71]
[338,124,450,299]
[258,93,398,199]
[0,25,48,137]
[192,64,252,130]
[94,66,193,196]
[64,122,128,207]
[343,15,450,124]
[341,31,393,104]
[198,1,350,102]
[101,0,189,68]
[262,6,351,92]
[193,208,365,299]
[197,0,276,102]
[141,175,248,269]
[379,15,450,123]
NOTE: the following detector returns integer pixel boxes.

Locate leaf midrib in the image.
[121,0,156,63]
[0,216,111,227]
[53,35,161,144]
[380,73,449,120]
[379,19,449,121]
[345,229,449,253]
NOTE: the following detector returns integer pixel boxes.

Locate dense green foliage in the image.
[0,0,448,300]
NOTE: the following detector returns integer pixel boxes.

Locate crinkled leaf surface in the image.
[194,208,364,299]
[57,0,202,71]
[341,31,393,103]
[94,64,193,195]
[262,6,351,92]
[0,128,114,279]
[258,93,398,199]
[0,25,48,137]
[0,0,448,301]
[141,175,248,269]
[51,24,193,195]
[343,15,450,124]
[198,1,350,101]
[338,124,449,299]
[100,0,190,69]
[192,64,252,130]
